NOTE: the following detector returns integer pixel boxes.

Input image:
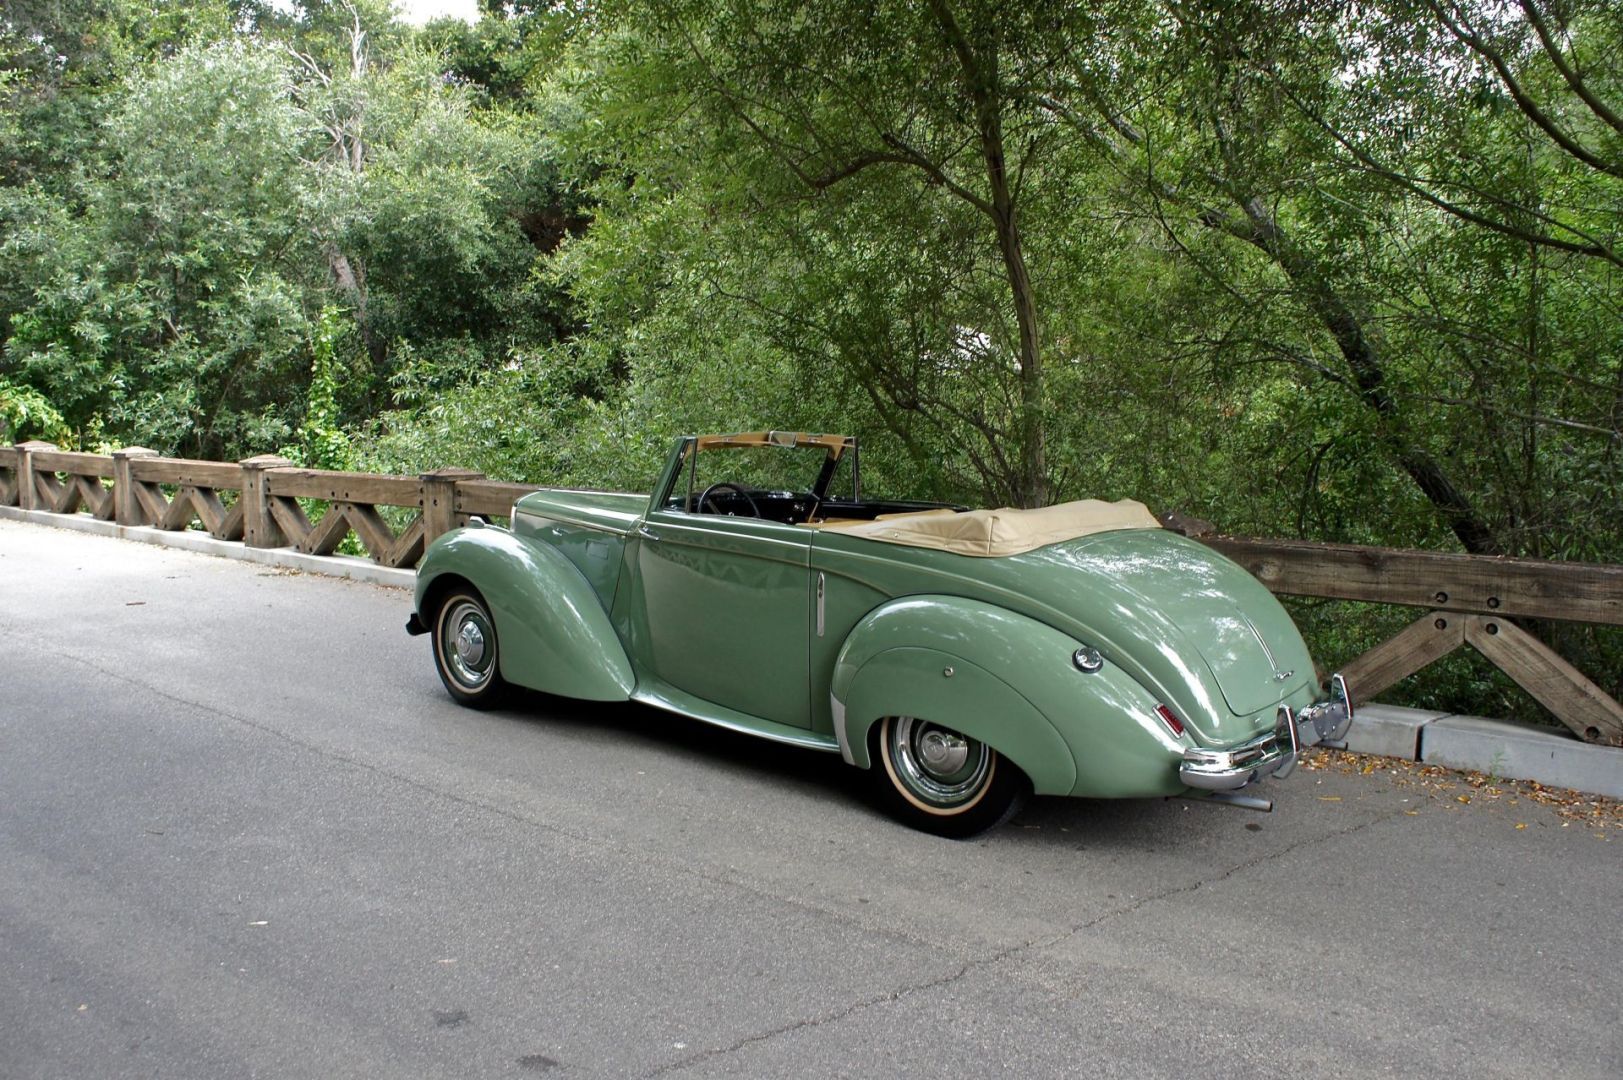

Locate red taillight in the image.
[1155,704,1186,737]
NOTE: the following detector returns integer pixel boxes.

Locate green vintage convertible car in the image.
[407,431,1351,836]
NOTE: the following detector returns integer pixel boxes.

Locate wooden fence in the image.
[2,440,1619,747]
[0,441,533,568]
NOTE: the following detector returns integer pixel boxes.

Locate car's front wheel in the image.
[432,587,508,709]
[871,716,1027,838]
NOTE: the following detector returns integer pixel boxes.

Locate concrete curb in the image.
[6,507,1618,798]
[1343,703,1621,799]
[0,506,415,589]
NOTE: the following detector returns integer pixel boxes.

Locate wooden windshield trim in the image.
[694,431,855,457]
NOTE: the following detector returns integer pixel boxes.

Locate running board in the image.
[632,679,841,753]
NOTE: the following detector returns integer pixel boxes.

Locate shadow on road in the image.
[471,686,1212,850]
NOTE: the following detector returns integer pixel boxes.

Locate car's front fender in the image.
[416,526,634,701]
[830,596,1191,798]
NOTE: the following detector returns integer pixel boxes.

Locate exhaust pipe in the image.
[1176,790,1274,813]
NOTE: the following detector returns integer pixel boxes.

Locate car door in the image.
[626,509,813,729]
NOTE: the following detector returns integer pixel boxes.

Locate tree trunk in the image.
[991,201,1046,508]
[327,246,386,372]
[1206,196,1502,555]
[929,0,1047,507]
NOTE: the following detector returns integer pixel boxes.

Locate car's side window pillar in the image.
[680,442,698,512]
[657,441,699,513]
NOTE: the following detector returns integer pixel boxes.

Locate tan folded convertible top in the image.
[812,499,1162,557]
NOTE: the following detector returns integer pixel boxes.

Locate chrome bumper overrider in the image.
[1179,674,1353,792]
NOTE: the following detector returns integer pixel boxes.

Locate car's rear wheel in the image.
[871,716,1026,838]
[432,587,508,709]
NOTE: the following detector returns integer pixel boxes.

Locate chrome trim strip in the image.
[515,510,628,537]
[1246,615,1279,672]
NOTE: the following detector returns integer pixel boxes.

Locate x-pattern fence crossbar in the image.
[3,441,1619,746]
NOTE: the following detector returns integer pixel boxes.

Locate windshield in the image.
[660,432,858,510]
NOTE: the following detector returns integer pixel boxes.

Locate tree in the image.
[4,39,317,455]
[1027,0,1620,555]
[578,0,1131,507]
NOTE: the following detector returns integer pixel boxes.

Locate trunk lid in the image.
[975,530,1315,740]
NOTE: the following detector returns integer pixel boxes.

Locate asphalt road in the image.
[1,518,1617,1080]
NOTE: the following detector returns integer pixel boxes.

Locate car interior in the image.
[659,431,965,527]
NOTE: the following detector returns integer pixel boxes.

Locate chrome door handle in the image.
[816,572,825,637]
[636,524,661,542]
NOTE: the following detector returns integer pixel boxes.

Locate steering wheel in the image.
[698,481,762,517]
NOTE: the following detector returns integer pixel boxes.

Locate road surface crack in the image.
[639,806,1406,1073]
[640,954,993,1078]
[1059,805,1408,937]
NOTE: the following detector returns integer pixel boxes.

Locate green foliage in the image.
[3,38,316,456]
[1,2,584,461]
[281,302,365,555]
[0,376,69,443]
[285,306,355,471]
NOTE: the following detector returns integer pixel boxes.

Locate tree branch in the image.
[1427,0,1623,179]
[1400,391,1621,441]
[1269,74,1623,267]
[1517,0,1623,137]
[876,133,993,213]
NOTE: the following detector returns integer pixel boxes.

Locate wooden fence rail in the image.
[3,441,1619,746]
[0,443,525,570]
[1203,537,1623,746]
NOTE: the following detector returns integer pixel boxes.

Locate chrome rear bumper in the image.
[1179,674,1353,792]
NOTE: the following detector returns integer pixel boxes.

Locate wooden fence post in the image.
[240,454,293,548]
[111,447,158,526]
[14,441,56,512]
[420,468,483,546]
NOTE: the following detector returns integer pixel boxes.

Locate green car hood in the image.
[941,530,1315,744]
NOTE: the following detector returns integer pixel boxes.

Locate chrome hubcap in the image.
[455,622,486,667]
[888,717,991,808]
[442,600,495,689]
[919,729,969,773]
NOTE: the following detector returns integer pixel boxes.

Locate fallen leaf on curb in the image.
[1299,747,1619,833]
[1515,823,1527,829]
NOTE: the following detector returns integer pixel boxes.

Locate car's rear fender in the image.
[830,596,1192,798]
[416,526,634,701]
[835,646,1077,795]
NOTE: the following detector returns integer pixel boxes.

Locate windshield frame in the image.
[658,431,860,512]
